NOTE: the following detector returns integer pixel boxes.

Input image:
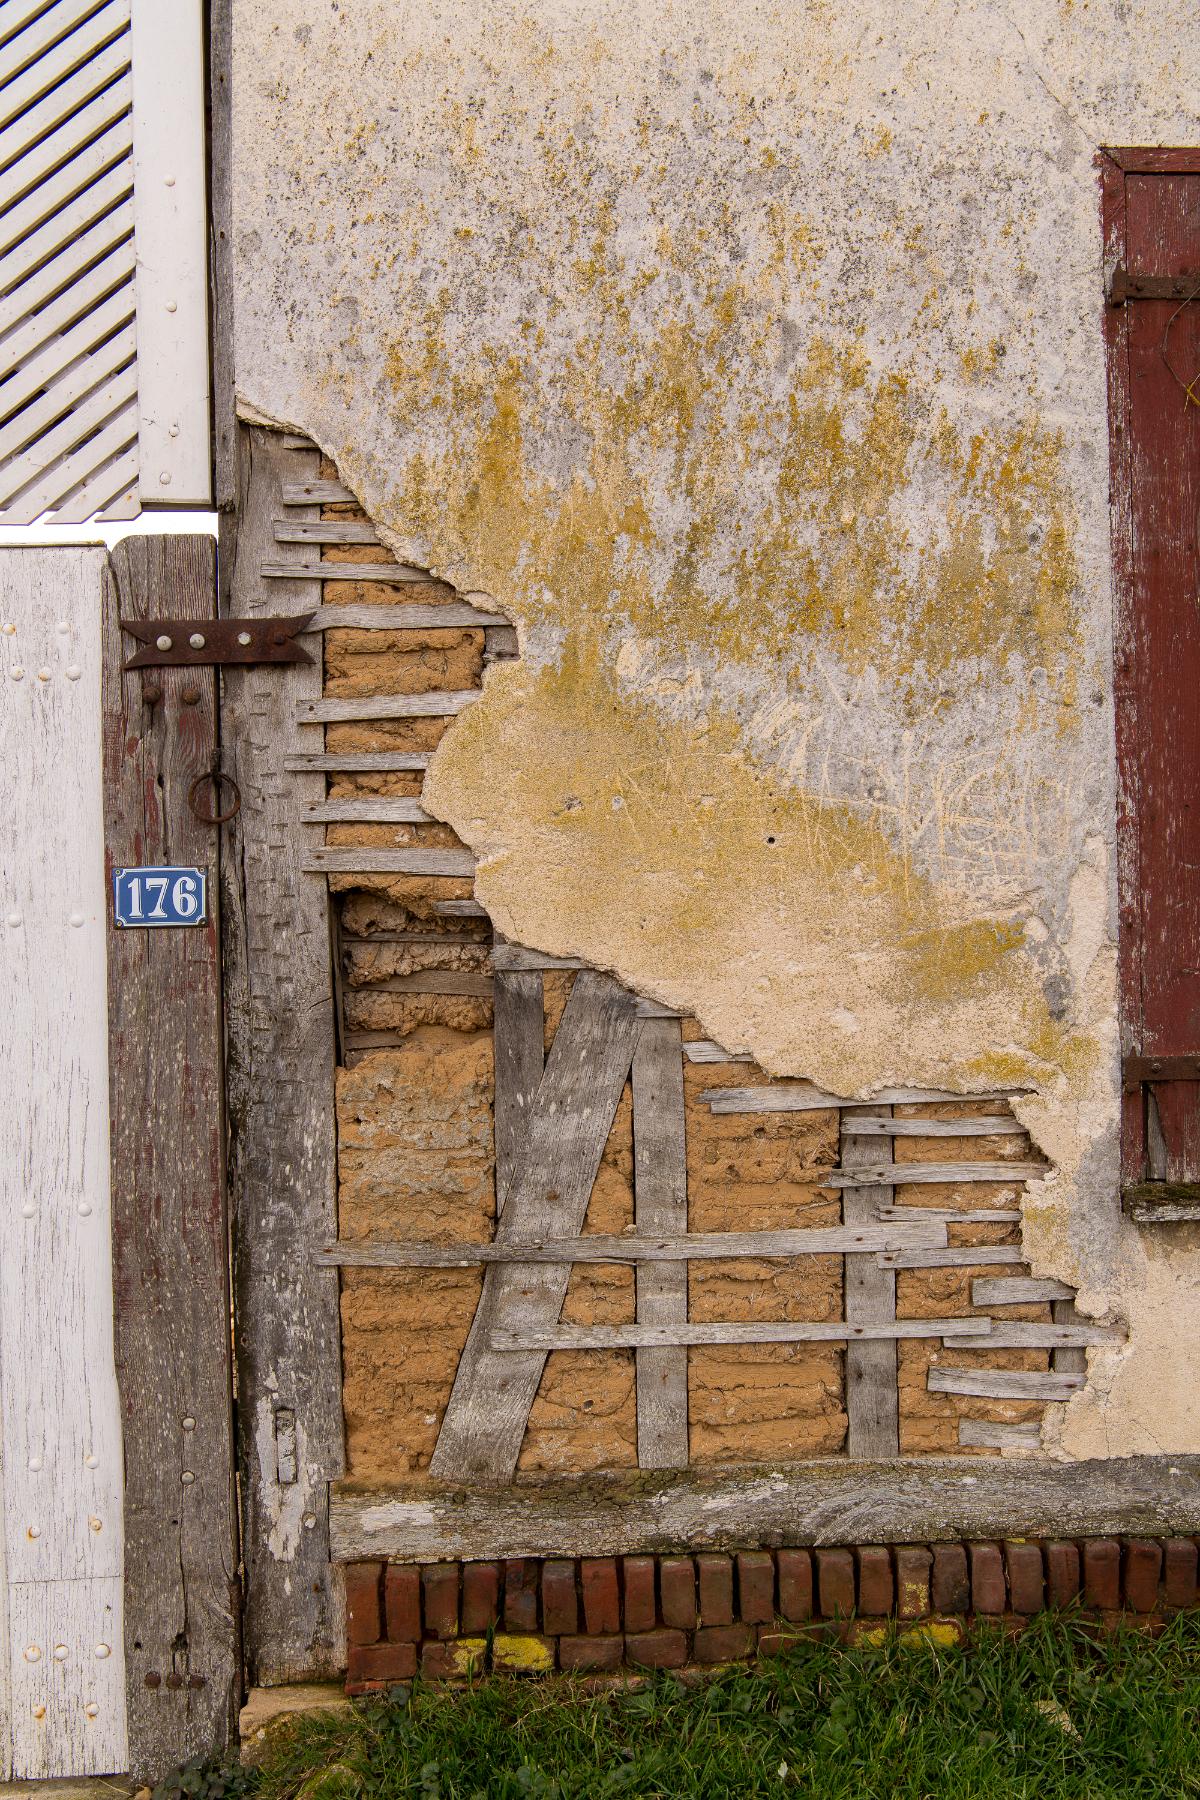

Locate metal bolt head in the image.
[237,631,252,647]
[188,632,206,650]
[155,635,173,652]
[181,1470,195,1485]
[85,1702,100,1718]
[95,1643,111,1659]
[53,1645,68,1662]
[24,1646,39,1663]
[181,1416,196,1431]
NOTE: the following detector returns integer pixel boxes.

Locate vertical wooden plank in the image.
[430,973,642,1482]
[840,1105,899,1457]
[1052,1298,1087,1379]
[492,968,543,1214]
[631,1019,688,1469]
[102,537,239,1779]
[220,426,344,1683]
[0,547,128,1776]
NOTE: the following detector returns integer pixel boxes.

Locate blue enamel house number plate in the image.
[112,866,207,928]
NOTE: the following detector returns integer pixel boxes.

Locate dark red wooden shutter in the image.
[1104,151,1200,1195]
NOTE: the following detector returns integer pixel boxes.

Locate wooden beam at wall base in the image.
[330,1454,1200,1563]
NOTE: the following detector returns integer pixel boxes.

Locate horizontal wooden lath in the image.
[297,691,480,724]
[274,518,380,545]
[262,560,432,584]
[948,1322,1122,1349]
[284,751,433,773]
[489,1319,990,1352]
[971,1275,1075,1305]
[357,972,493,997]
[703,1084,1021,1115]
[878,1246,1026,1270]
[304,798,431,824]
[300,847,476,876]
[959,1419,1042,1450]
[492,944,588,972]
[318,1220,950,1269]
[280,479,355,504]
[877,1206,1022,1224]
[681,1040,754,1063]
[928,1367,1084,1402]
[846,1117,1025,1138]
[829,1161,1046,1189]
[301,602,507,631]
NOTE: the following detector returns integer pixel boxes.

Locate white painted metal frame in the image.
[128,0,209,506]
[0,549,128,1776]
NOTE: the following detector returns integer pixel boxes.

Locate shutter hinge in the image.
[1107,264,1200,306]
[1122,1053,1200,1090]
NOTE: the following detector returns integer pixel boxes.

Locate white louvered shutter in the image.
[0,0,209,524]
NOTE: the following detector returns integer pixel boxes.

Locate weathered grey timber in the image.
[274,518,380,544]
[489,1319,987,1350]
[841,1105,898,1456]
[330,1455,1200,1562]
[299,847,476,876]
[220,427,344,1683]
[303,602,507,631]
[927,1367,1084,1401]
[492,970,544,1218]
[297,690,479,723]
[492,944,588,971]
[950,1322,1124,1349]
[831,1162,1046,1188]
[304,798,432,824]
[316,1221,948,1268]
[631,1020,689,1468]
[284,751,432,773]
[103,538,239,1778]
[281,480,356,505]
[972,1276,1075,1305]
[429,973,643,1480]
[878,1206,1021,1224]
[703,1085,1018,1114]
[880,1246,1025,1269]
[958,1420,1042,1450]
[263,559,428,583]
[846,1117,1026,1137]
[681,1040,754,1063]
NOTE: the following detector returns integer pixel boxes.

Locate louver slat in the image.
[0,0,209,523]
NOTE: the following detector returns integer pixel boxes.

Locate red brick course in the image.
[340,1537,1200,1689]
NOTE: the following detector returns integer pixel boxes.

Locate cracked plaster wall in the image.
[231,0,1200,1458]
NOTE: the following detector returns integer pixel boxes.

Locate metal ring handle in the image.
[188,765,242,825]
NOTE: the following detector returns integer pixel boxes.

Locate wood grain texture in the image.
[703,1085,1019,1114]
[491,945,587,972]
[927,1368,1083,1401]
[317,1222,947,1268]
[492,971,544,1219]
[631,1021,688,1468]
[429,973,643,1481]
[330,1455,1200,1561]
[303,798,431,824]
[971,1276,1075,1305]
[681,1040,753,1063]
[840,1105,898,1457]
[880,1247,1025,1269]
[280,481,355,505]
[0,547,127,1777]
[490,1319,986,1351]
[283,751,432,773]
[365,972,493,997]
[262,560,427,584]
[958,1421,1042,1451]
[274,519,380,545]
[299,848,475,876]
[845,1117,1026,1138]
[303,602,506,631]
[102,537,239,1779]
[220,428,343,1684]
[950,1322,1123,1350]
[1051,1297,1089,1377]
[298,691,479,724]
[830,1162,1045,1188]
[878,1207,1021,1224]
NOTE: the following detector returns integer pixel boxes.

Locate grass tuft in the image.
[246,1612,1200,1798]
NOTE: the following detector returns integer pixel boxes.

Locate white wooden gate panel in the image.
[0,547,127,1776]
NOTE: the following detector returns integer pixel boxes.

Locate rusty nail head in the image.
[271,631,287,646]
[180,687,201,706]
[144,1672,161,1689]
[165,1672,184,1690]
[188,1673,207,1689]
[1152,1059,1162,1073]
[143,683,162,706]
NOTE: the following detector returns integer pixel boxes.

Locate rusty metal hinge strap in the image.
[1107,265,1200,306]
[121,615,314,670]
[1122,1053,1200,1091]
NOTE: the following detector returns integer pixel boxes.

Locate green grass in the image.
[245,1612,1200,1800]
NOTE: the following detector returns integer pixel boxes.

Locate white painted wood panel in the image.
[0,549,127,1776]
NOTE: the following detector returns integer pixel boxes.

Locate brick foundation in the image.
[342,1535,1200,1691]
